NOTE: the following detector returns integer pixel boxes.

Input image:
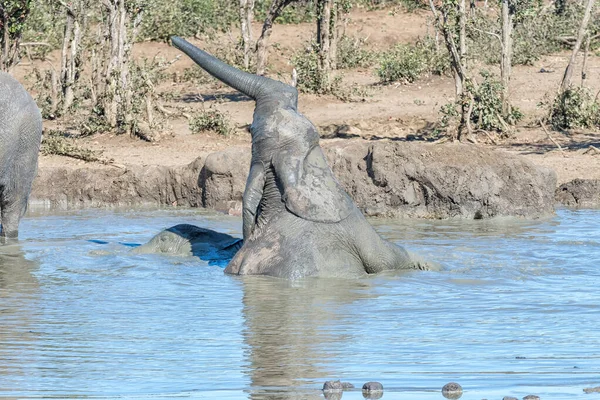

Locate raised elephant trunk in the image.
[171,36,297,109]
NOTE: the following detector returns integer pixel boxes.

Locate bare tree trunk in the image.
[500,0,513,116]
[317,0,332,91]
[49,68,59,114]
[581,33,590,86]
[100,0,143,133]
[458,0,466,84]
[329,0,346,70]
[429,0,473,141]
[457,0,469,140]
[0,2,31,72]
[1,8,8,71]
[59,0,89,115]
[239,0,255,70]
[90,25,104,110]
[255,0,294,75]
[560,0,595,92]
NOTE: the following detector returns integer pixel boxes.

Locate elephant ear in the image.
[274,145,355,223]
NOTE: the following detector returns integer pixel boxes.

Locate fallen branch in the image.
[476,129,499,145]
[156,101,192,120]
[471,26,502,44]
[539,118,565,154]
[20,42,53,47]
[496,112,511,134]
[583,145,600,155]
[433,135,451,144]
[556,33,600,45]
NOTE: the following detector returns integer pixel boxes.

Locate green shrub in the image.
[354,0,424,11]
[181,66,212,84]
[22,0,62,59]
[291,42,342,94]
[437,72,523,135]
[80,109,112,136]
[189,108,233,136]
[548,87,600,130]
[139,0,238,41]
[376,38,448,84]
[336,34,376,69]
[471,72,523,131]
[377,43,424,83]
[41,130,105,161]
[468,3,598,66]
[254,0,315,24]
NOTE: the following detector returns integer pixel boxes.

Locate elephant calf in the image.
[133,224,243,261]
[0,72,43,241]
[171,37,438,278]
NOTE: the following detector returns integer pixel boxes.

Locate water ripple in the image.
[1,208,599,399]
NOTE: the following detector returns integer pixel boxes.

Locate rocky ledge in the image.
[555,179,600,208]
[31,140,557,219]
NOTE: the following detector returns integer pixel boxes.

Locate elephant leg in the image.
[0,157,38,241]
[0,190,27,240]
[345,212,437,273]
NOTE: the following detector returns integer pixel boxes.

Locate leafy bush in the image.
[355,0,425,11]
[254,0,315,24]
[189,108,233,136]
[468,3,597,66]
[437,72,523,135]
[548,87,600,130]
[139,0,238,41]
[471,72,523,131]
[336,34,376,69]
[291,42,342,94]
[80,109,113,136]
[41,130,105,161]
[21,0,63,59]
[291,43,321,92]
[180,66,212,84]
[376,38,448,84]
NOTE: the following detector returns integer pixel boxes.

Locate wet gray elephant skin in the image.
[0,72,43,241]
[132,224,243,265]
[171,37,436,278]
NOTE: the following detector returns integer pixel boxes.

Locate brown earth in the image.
[13,7,600,210]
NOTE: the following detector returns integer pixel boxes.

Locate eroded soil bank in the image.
[32,140,562,219]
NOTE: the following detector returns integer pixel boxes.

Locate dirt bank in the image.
[17,7,600,212]
[31,140,557,219]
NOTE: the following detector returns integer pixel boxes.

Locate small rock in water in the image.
[341,382,355,389]
[323,392,343,400]
[323,380,344,392]
[523,395,540,400]
[441,382,463,399]
[502,397,518,400]
[362,381,383,399]
[362,382,383,392]
[584,387,600,394]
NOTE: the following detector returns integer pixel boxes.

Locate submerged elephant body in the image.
[0,72,43,240]
[133,224,242,261]
[171,37,436,278]
[226,171,428,278]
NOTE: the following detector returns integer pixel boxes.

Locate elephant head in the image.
[0,72,43,241]
[172,37,436,278]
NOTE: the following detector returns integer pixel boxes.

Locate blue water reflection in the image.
[0,207,598,399]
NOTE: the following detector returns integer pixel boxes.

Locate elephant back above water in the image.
[171,37,437,278]
[0,72,43,241]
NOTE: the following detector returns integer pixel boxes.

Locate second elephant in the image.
[0,72,43,241]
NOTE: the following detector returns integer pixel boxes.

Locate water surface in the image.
[1,207,599,399]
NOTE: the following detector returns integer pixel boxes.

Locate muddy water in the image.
[1,208,599,399]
